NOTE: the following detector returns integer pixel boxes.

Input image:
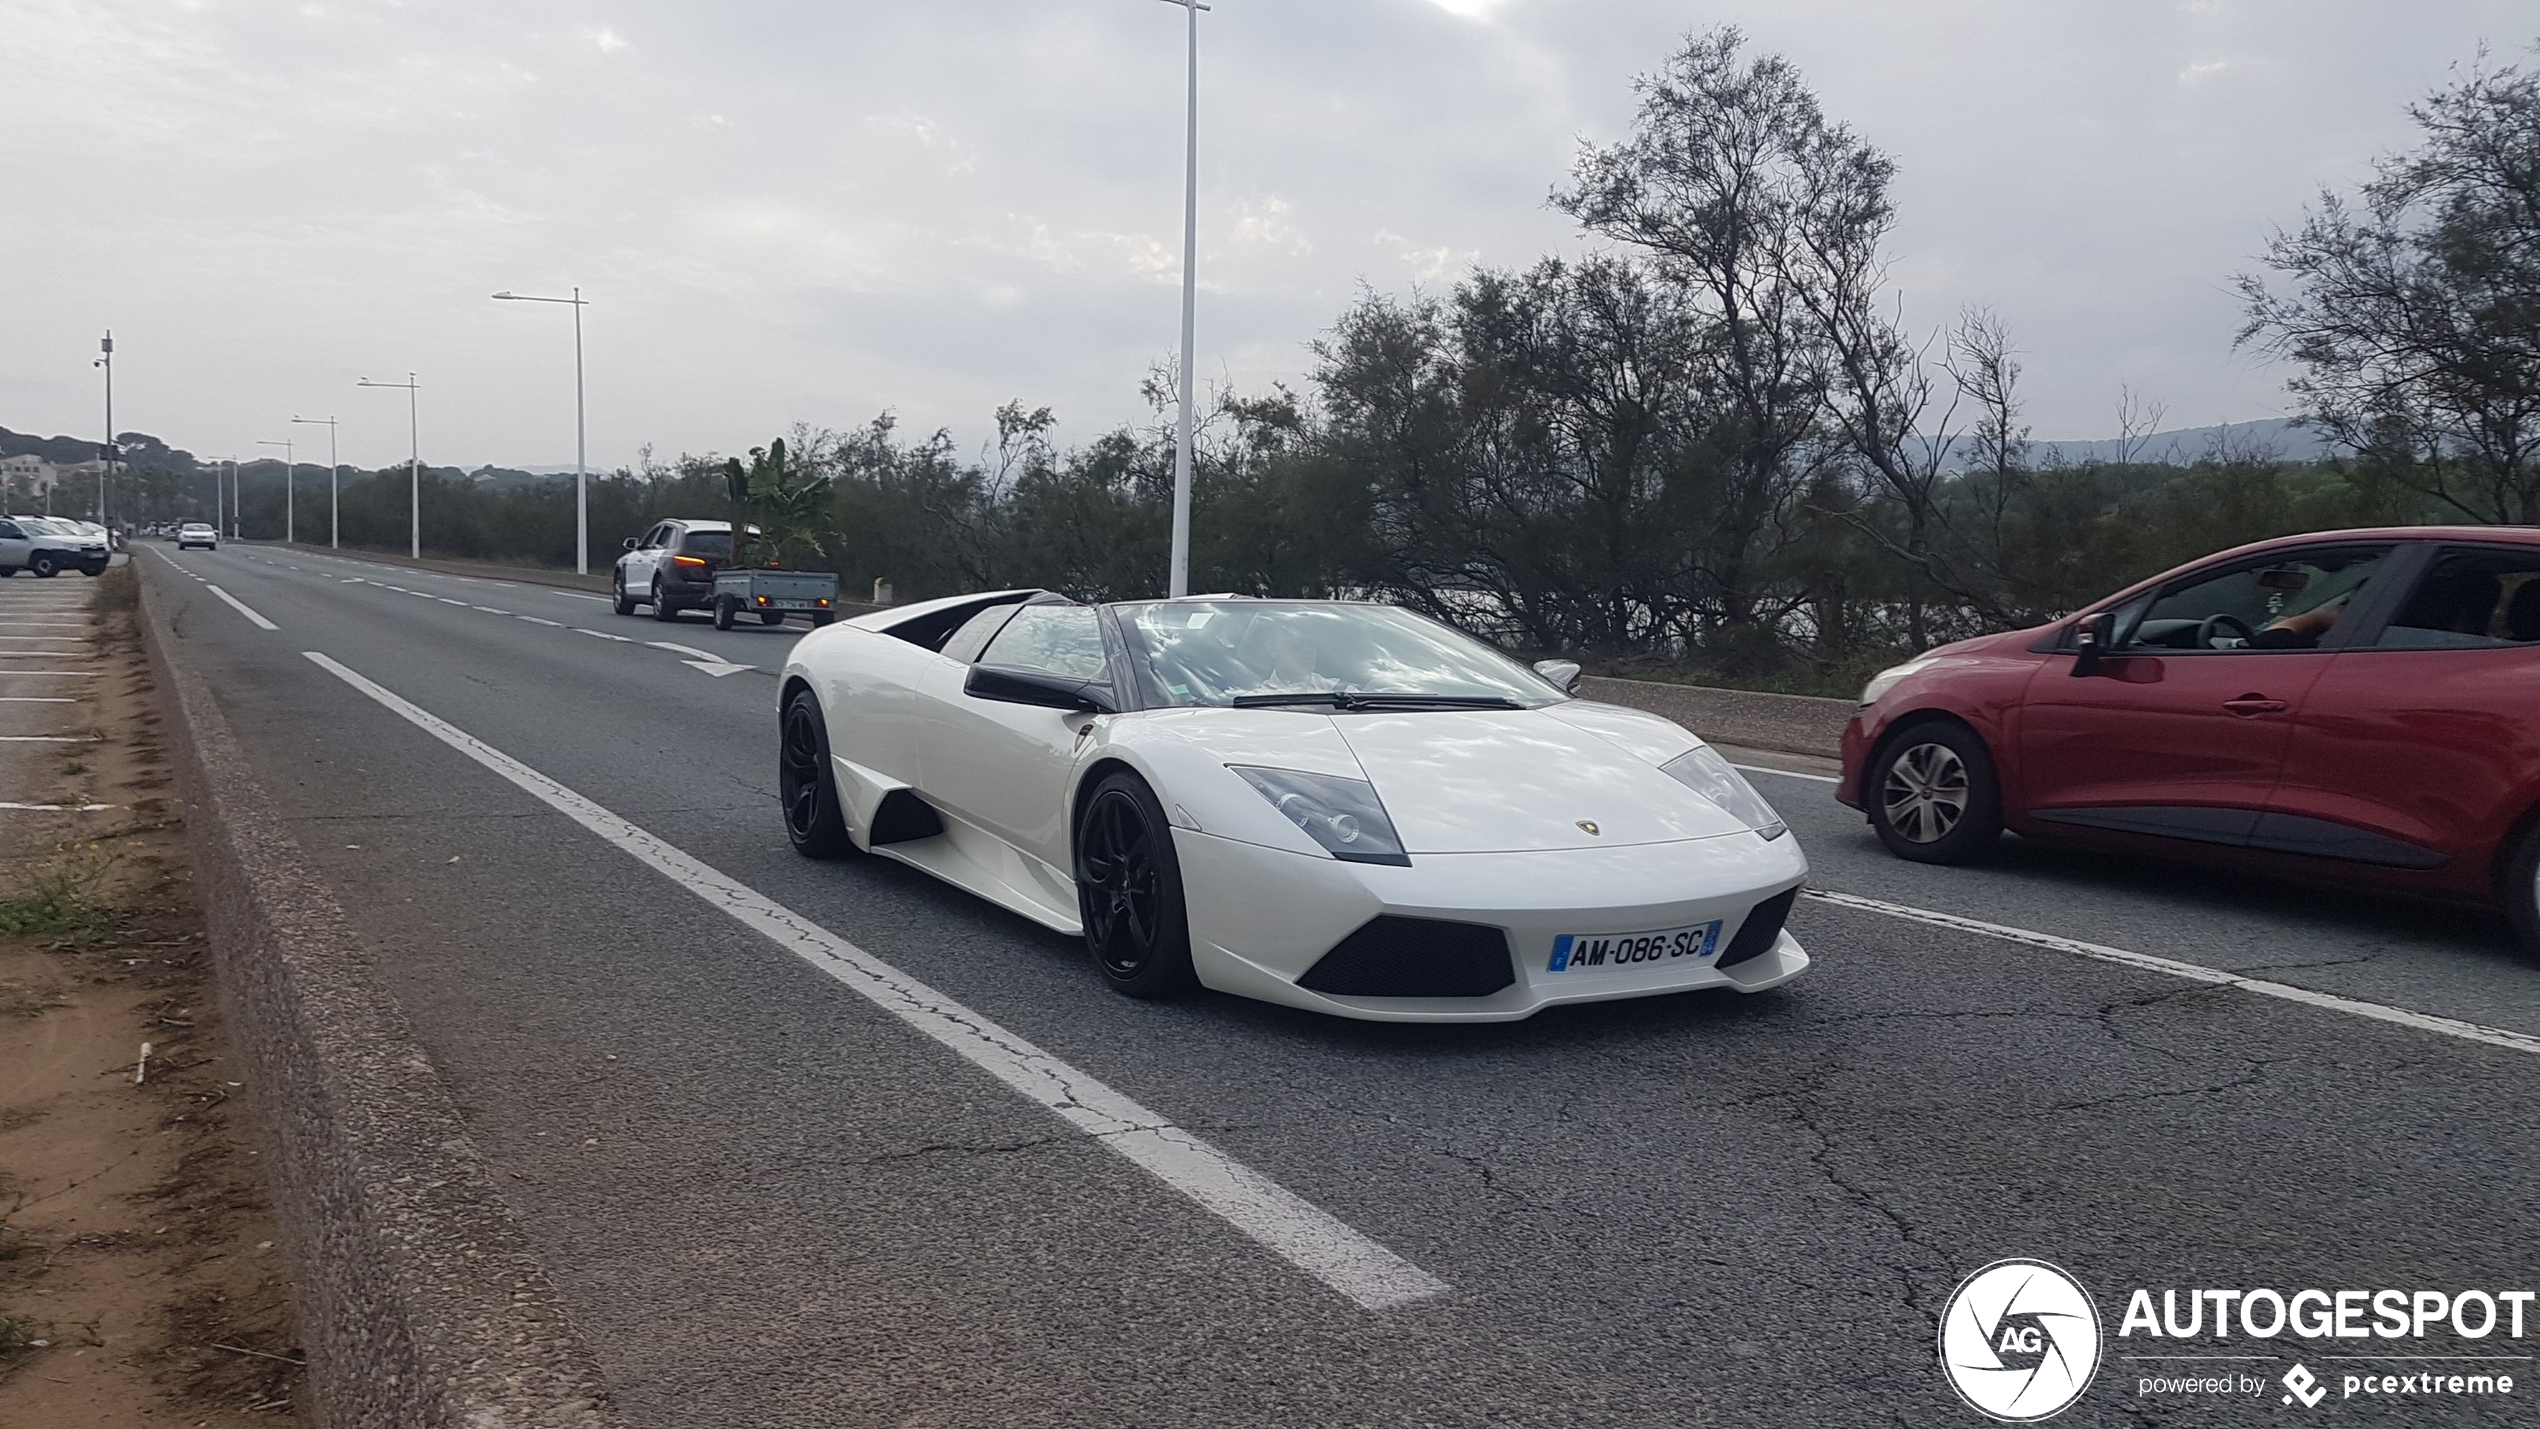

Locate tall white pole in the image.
[573,287,588,575]
[1168,0,1203,598]
[409,377,420,559]
[97,331,113,527]
[294,416,337,548]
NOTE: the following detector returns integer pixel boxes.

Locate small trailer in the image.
[711,567,841,630]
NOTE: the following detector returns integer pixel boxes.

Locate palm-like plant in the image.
[723,438,833,568]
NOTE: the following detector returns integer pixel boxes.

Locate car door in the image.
[2264,541,2540,880]
[621,523,670,591]
[2014,543,2394,849]
[917,603,1114,867]
[0,521,28,570]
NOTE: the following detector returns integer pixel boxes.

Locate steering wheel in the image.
[2197,613,2256,649]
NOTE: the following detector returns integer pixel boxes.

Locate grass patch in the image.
[0,855,118,938]
[0,1313,43,1355]
[92,561,139,615]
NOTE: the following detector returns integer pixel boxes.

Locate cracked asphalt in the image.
[145,544,2537,1427]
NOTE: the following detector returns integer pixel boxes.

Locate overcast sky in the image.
[2,0,2529,472]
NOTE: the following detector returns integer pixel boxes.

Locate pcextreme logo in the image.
[1939,1259,2104,1422]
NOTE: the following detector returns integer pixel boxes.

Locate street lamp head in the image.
[492,291,519,300]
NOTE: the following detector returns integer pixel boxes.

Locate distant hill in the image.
[1,425,203,474]
[2025,417,2329,468]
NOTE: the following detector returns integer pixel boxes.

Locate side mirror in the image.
[2071,610,2118,677]
[1533,658,1583,695]
[621,537,638,551]
[965,663,1117,714]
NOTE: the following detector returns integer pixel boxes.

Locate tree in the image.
[2239,49,2540,524]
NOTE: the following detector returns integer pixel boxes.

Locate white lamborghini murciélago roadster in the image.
[779,590,1810,1022]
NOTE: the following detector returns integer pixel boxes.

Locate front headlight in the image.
[1660,745,1787,841]
[1230,766,1412,867]
[1857,659,1930,707]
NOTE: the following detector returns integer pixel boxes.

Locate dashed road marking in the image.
[206,585,280,631]
[1805,888,2540,1059]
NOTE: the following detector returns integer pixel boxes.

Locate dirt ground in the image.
[0,565,307,1424]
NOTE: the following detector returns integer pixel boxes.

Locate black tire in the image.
[2505,820,2540,954]
[611,573,637,617]
[29,553,59,578]
[0,568,14,578]
[650,575,678,622]
[812,611,835,628]
[1075,771,1196,999]
[713,597,737,631]
[779,689,854,859]
[759,610,785,626]
[1867,719,2003,864]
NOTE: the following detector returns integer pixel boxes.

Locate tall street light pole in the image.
[492,288,590,574]
[257,439,295,543]
[358,374,421,558]
[294,416,340,548]
[93,331,113,527]
[1155,0,1209,598]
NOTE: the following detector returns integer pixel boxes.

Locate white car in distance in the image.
[780,591,1810,1022]
[175,522,219,551]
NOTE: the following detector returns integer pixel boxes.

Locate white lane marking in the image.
[437,597,469,606]
[1804,889,2540,1059]
[517,616,565,628]
[646,640,722,660]
[553,592,610,603]
[303,650,1449,1312]
[0,651,90,658]
[0,801,116,811]
[205,586,280,631]
[0,735,98,742]
[0,697,76,703]
[471,606,511,615]
[1734,763,1840,785]
[683,660,752,677]
[572,628,634,643]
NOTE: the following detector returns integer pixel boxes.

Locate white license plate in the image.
[1546,921,1722,973]
[766,598,815,609]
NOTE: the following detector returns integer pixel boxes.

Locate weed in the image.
[0,855,117,937]
[0,1313,43,1355]
[62,759,89,775]
[92,562,139,615]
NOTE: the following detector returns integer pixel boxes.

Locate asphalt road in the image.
[142,543,2538,1427]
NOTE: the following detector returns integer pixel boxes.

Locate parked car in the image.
[611,519,761,622]
[1839,527,2540,947]
[175,522,219,550]
[0,516,111,577]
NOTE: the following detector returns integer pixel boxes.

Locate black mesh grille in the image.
[1716,887,1800,970]
[1298,917,1516,998]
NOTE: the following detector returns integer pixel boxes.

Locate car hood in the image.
[1330,708,1755,853]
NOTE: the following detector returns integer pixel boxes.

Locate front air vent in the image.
[1298,917,1516,998]
[1715,886,1799,970]
[868,789,944,846]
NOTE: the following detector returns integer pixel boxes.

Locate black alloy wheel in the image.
[779,690,853,858]
[1075,772,1196,998]
[2505,820,2540,956]
[650,575,678,622]
[28,553,59,578]
[611,573,637,617]
[1868,720,2003,864]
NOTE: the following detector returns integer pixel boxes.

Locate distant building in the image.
[0,455,105,505]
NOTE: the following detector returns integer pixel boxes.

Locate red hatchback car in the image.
[1838,527,2540,949]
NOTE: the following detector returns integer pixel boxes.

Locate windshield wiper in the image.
[1230,691,1525,710]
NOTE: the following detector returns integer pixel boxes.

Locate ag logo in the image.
[1938,1259,2102,1422]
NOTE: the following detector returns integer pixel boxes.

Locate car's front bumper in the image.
[1174,829,1811,1022]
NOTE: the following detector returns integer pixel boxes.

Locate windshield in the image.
[1116,601,1566,709]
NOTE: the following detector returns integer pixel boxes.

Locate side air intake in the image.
[1715,887,1800,970]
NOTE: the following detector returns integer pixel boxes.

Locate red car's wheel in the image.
[2505,820,2540,954]
[1868,720,2003,864]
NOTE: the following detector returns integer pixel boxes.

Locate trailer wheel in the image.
[713,596,737,631]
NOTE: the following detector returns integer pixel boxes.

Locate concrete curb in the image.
[138,557,621,1428]
[1579,675,1852,759]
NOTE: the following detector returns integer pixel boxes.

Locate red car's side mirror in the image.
[2071,610,2118,677]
